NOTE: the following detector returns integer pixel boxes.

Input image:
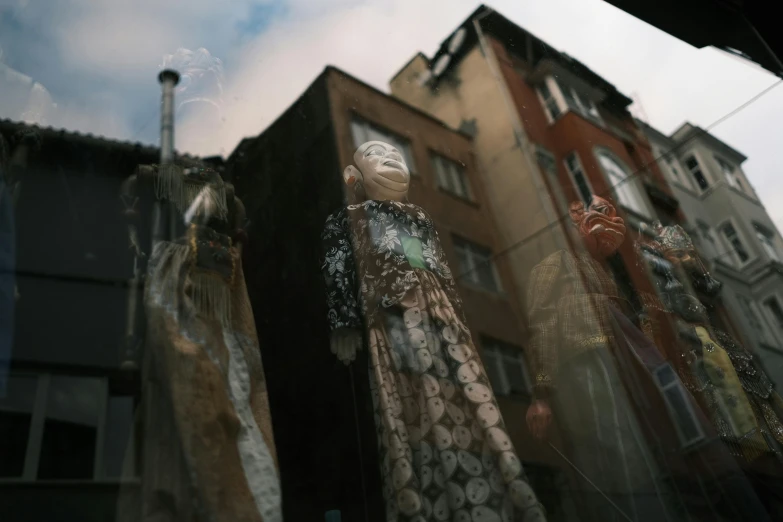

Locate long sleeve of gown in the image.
[526,252,563,399]
[321,211,362,331]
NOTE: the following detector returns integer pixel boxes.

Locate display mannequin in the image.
[639,224,783,512]
[525,197,679,522]
[117,161,281,522]
[321,141,546,521]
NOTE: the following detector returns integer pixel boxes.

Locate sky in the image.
[1,0,781,227]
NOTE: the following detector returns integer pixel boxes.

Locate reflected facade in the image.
[2,3,783,522]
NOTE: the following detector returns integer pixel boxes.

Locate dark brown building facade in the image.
[0,120,158,521]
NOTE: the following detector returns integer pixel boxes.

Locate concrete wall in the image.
[391,43,569,318]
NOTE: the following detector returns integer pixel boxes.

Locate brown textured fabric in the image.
[526,250,630,397]
[127,241,280,522]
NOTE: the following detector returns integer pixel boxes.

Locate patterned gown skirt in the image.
[366,269,546,522]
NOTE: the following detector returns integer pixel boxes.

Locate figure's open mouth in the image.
[371,173,408,192]
[584,213,626,242]
[382,159,404,169]
[378,161,408,183]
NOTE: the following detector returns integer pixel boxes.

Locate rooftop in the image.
[392,4,633,109]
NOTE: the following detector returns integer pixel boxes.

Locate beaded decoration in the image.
[184,224,236,325]
[153,163,229,222]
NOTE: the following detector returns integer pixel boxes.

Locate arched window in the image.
[596,151,650,218]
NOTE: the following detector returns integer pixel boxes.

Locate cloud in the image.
[2,0,782,231]
[177,0,476,155]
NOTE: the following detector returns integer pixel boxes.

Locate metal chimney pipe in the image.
[119,69,181,372]
[158,69,179,165]
[154,69,180,243]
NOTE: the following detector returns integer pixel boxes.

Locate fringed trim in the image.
[153,163,228,222]
[147,240,234,326]
[154,164,184,206]
[183,180,228,222]
[147,241,192,311]
[190,271,232,326]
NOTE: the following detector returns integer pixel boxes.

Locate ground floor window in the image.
[0,372,135,481]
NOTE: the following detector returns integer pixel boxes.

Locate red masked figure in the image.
[526,196,681,522]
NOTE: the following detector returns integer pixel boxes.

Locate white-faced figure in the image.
[344,141,411,203]
[331,141,411,364]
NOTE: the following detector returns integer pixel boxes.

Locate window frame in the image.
[452,235,503,293]
[695,219,718,255]
[594,147,652,219]
[714,155,743,192]
[654,146,691,190]
[535,78,563,124]
[736,294,775,347]
[563,151,594,207]
[717,218,754,268]
[535,145,557,176]
[653,364,705,448]
[682,152,710,192]
[0,372,136,483]
[535,76,604,126]
[753,223,780,263]
[567,86,603,125]
[350,116,417,174]
[430,152,473,201]
[480,336,531,397]
[762,294,783,337]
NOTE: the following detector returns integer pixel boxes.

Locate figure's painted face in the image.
[655,225,722,299]
[353,141,410,201]
[570,196,626,258]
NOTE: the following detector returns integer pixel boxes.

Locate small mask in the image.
[570,196,627,258]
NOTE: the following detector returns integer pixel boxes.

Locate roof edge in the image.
[325,65,473,139]
[389,52,430,83]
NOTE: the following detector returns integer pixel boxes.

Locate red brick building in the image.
[390,5,760,517]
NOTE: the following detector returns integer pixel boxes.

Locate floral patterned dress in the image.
[322,200,546,522]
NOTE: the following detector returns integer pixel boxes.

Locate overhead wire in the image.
[454,79,783,283]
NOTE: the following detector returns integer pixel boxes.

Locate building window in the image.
[564,87,602,124]
[596,150,649,218]
[655,147,685,186]
[564,152,593,206]
[0,373,135,481]
[721,222,750,265]
[536,80,562,122]
[764,297,783,332]
[0,374,38,478]
[696,220,716,247]
[535,146,557,176]
[665,156,682,182]
[481,337,531,396]
[653,364,704,447]
[431,153,472,200]
[737,294,773,346]
[452,236,502,292]
[715,156,742,191]
[684,155,709,191]
[350,117,416,173]
[753,224,780,262]
[537,76,602,125]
